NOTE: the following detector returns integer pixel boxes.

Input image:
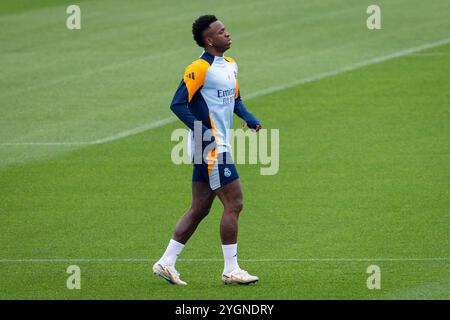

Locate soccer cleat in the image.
[152,262,187,285]
[222,268,259,285]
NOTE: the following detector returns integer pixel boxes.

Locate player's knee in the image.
[191,205,211,219]
[228,199,243,215]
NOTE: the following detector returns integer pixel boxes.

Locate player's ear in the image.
[204,35,213,47]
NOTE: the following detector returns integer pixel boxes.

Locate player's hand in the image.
[243,122,262,132]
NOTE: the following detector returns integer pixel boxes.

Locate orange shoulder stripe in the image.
[224,56,236,63]
[183,59,210,102]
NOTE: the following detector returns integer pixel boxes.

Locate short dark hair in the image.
[192,15,218,47]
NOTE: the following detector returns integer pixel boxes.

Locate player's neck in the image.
[205,47,224,57]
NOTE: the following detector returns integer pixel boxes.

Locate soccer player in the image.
[153,15,262,285]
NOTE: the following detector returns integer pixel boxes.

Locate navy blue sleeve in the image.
[170,80,213,143]
[234,92,260,129]
[170,80,198,131]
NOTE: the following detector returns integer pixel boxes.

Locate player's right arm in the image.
[169,59,210,133]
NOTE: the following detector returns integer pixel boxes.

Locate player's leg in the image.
[153,181,215,285]
[172,181,215,244]
[213,155,258,285]
[214,179,243,245]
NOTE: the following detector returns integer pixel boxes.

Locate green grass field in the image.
[0,0,449,299]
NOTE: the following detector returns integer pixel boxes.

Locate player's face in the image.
[205,20,231,52]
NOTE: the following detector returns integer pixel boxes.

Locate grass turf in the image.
[0,0,449,299]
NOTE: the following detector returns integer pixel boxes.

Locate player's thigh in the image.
[214,179,243,211]
[191,181,215,211]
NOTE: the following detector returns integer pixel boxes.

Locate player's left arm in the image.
[231,59,262,132]
[234,87,262,132]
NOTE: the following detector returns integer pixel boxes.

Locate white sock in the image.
[222,243,240,274]
[158,239,185,266]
